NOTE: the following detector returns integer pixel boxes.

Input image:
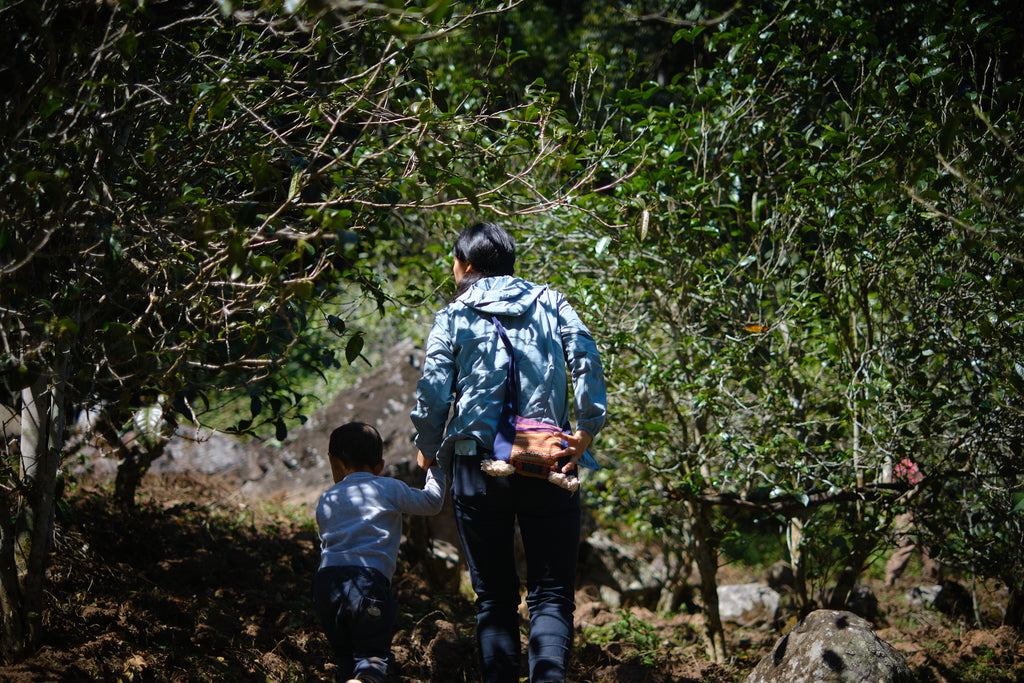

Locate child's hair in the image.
[328,422,383,470]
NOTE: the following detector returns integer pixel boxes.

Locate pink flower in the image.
[894,458,922,484]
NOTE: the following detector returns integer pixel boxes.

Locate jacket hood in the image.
[457,276,545,317]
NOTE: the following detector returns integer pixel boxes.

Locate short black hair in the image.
[453,222,515,277]
[328,422,383,470]
[452,222,516,297]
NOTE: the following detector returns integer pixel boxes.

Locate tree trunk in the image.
[94,408,167,512]
[786,517,812,616]
[113,441,166,512]
[0,365,67,663]
[0,497,27,662]
[1004,587,1024,630]
[658,547,695,613]
[689,500,727,664]
[826,541,873,610]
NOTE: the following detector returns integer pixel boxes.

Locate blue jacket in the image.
[411,276,607,474]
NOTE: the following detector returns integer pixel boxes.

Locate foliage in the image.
[0,0,625,660]
[1,0,391,437]
[512,0,1024,654]
[583,609,665,668]
[2,0,1023,665]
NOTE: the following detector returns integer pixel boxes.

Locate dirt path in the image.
[2,471,1020,681]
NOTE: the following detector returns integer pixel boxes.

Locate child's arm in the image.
[393,464,447,516]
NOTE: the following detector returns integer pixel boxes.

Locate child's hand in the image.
[416,450,434,471]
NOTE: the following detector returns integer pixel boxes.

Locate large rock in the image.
[718,583,781,627]
[762,561,795,593]
[246,338,427,508]
[155,429,263,479]
[744,610,912,683]
[577,531,666,609]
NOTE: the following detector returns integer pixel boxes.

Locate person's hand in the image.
[416,450,435,471]
[556,430,592,473]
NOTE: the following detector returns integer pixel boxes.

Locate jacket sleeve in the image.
[556,292,607,439]
[411,314,455,462]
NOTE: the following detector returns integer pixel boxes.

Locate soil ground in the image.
[1,471,1021,682]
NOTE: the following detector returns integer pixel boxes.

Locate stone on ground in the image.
[743,609,911,683]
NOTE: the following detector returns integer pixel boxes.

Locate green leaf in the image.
[448,180,479,210]
[49,317,80,336]
[345,333,364,364]
[288,170,303,201]
[288,280,313,300]
[327,315,346,336]
[133,399,166,449]
[672,26,707,44]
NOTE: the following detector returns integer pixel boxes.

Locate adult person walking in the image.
[411,221,607,683]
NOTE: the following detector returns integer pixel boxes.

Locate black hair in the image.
[452,222,516,297]
[328,422,383,470]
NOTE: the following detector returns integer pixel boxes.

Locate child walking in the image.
[313,422,447,683]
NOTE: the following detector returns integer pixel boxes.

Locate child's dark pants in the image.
[313,565,396,682]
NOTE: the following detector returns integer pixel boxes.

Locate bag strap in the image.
[491,316,518,463]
